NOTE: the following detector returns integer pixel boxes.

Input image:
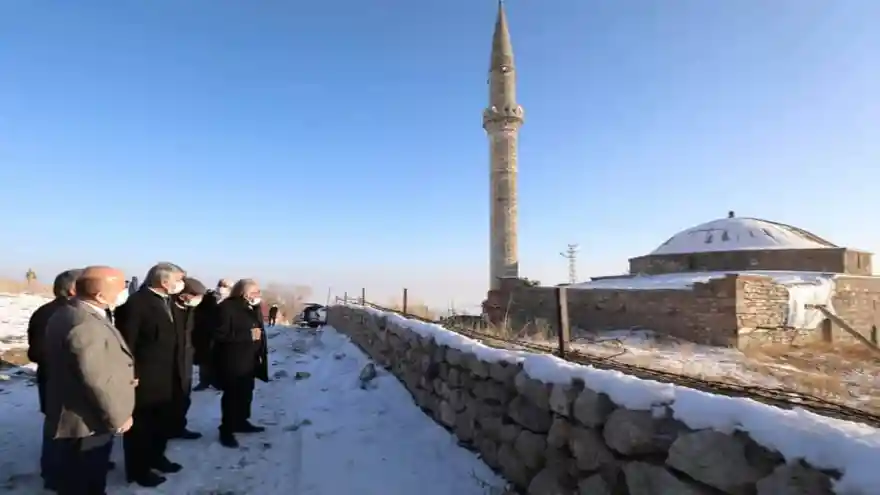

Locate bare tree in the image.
[262,283,313,323]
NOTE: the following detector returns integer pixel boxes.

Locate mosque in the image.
[485,211,880,347]
[478,4,878,347]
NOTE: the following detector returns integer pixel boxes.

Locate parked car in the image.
[296,303,327,328]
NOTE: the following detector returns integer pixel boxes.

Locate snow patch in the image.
[785,278,835,329]
[350,304,880,495]
[0,293,49,351]
[571,270,836,291]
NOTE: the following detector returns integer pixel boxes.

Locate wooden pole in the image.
[402,288,409,315]
[555,286,571,359]
[805,304,880,356]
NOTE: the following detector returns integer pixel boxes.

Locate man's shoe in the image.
[153,457,183,474]
[171,429,203,440]
[108,460,116,470]
[219,431,239,448]
[127,472,167,487]
[234,421,265,433]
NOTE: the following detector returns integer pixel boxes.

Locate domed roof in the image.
[650,217,837,256]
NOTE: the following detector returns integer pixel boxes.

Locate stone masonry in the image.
[329,305,840,495]
[484,274,880,347]
[484,2,524,290]
[629,248,873,277]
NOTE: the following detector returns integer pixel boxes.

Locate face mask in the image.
[115,290,129,307]
[217,288,230,299]
[249,297,262,306]
[98,290,128,311]
[185,296,203,308]
[168,280,185,295]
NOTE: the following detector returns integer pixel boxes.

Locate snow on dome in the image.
[651,217,837,256]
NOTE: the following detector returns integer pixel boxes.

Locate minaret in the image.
[483,0,524,290]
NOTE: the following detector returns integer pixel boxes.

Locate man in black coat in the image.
[192,278,232,391]
[213,279,268,448]
[267,304,279,326]
[114,262,187,488]
[27,268,81,490]
[168,277,207,440]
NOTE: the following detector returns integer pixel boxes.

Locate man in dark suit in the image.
[27,268,81,490]
[168,277,207,440]
[115,262,186,488]
[192,278,232,391]
[43,266,135,495]
[267,304,279,326]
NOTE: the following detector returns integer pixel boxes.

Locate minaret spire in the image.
[483,0,524,290]
[490,0,514,72]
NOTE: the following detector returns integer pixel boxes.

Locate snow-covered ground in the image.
[0,293,49,353]
[0,299,504,494]
[563,329,880,412]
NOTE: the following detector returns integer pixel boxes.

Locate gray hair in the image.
[143,262,186,289]
[53,268,83,299]
[230,278,258,299]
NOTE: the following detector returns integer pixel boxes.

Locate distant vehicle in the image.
[295,303,327,328]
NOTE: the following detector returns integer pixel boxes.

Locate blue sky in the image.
[1,1,878,308]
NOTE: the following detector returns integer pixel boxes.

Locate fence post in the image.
[402,288,409,315]
[343,292,348,306]
[555,286,571,359]
[361,287,366,306]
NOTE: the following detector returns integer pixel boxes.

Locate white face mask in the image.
[98,290,128,311]
[249,297,262,306]
[185,296,203,307]
[217,288,230,300]
[168,280,185,295]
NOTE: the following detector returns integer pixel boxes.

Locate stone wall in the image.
[329,305,840,495]
[486,275,793,347]
[628,248,872,276]
[831,276,880,344]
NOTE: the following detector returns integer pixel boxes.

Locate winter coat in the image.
[114,288,178,407]
[27,297,70,413]
[212,297,269,388]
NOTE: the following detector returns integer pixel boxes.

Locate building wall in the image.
[485,274,880,348]
[486,276,758,347]
[831,276,880,343]
[628,248,871,276]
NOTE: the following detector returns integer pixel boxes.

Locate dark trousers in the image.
[268,315,277,326]
[196,362,215,387]
[41,419,58,485]
[219,376,255,432]
[123,404,170,478]
[55,435,113,495]
[169,382,192,434]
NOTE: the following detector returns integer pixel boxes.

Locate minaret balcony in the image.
[482,105,525,130]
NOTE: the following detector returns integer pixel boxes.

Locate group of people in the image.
[26,263,272,494]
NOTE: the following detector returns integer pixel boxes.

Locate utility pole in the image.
[559,244,579,285]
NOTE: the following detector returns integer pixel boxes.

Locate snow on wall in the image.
[570,270,835,291]
[340,304,880,495]
[650,217,837,255]
[785,278,836,329]
[570,271,838,329]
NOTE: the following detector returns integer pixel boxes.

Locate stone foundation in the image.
[329,305,842,495]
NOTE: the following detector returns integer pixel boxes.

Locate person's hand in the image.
[116,417,133,435]
[250,328,262,341]
[132,378,139,387]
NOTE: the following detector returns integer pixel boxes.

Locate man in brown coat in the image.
[44,266,136,495]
